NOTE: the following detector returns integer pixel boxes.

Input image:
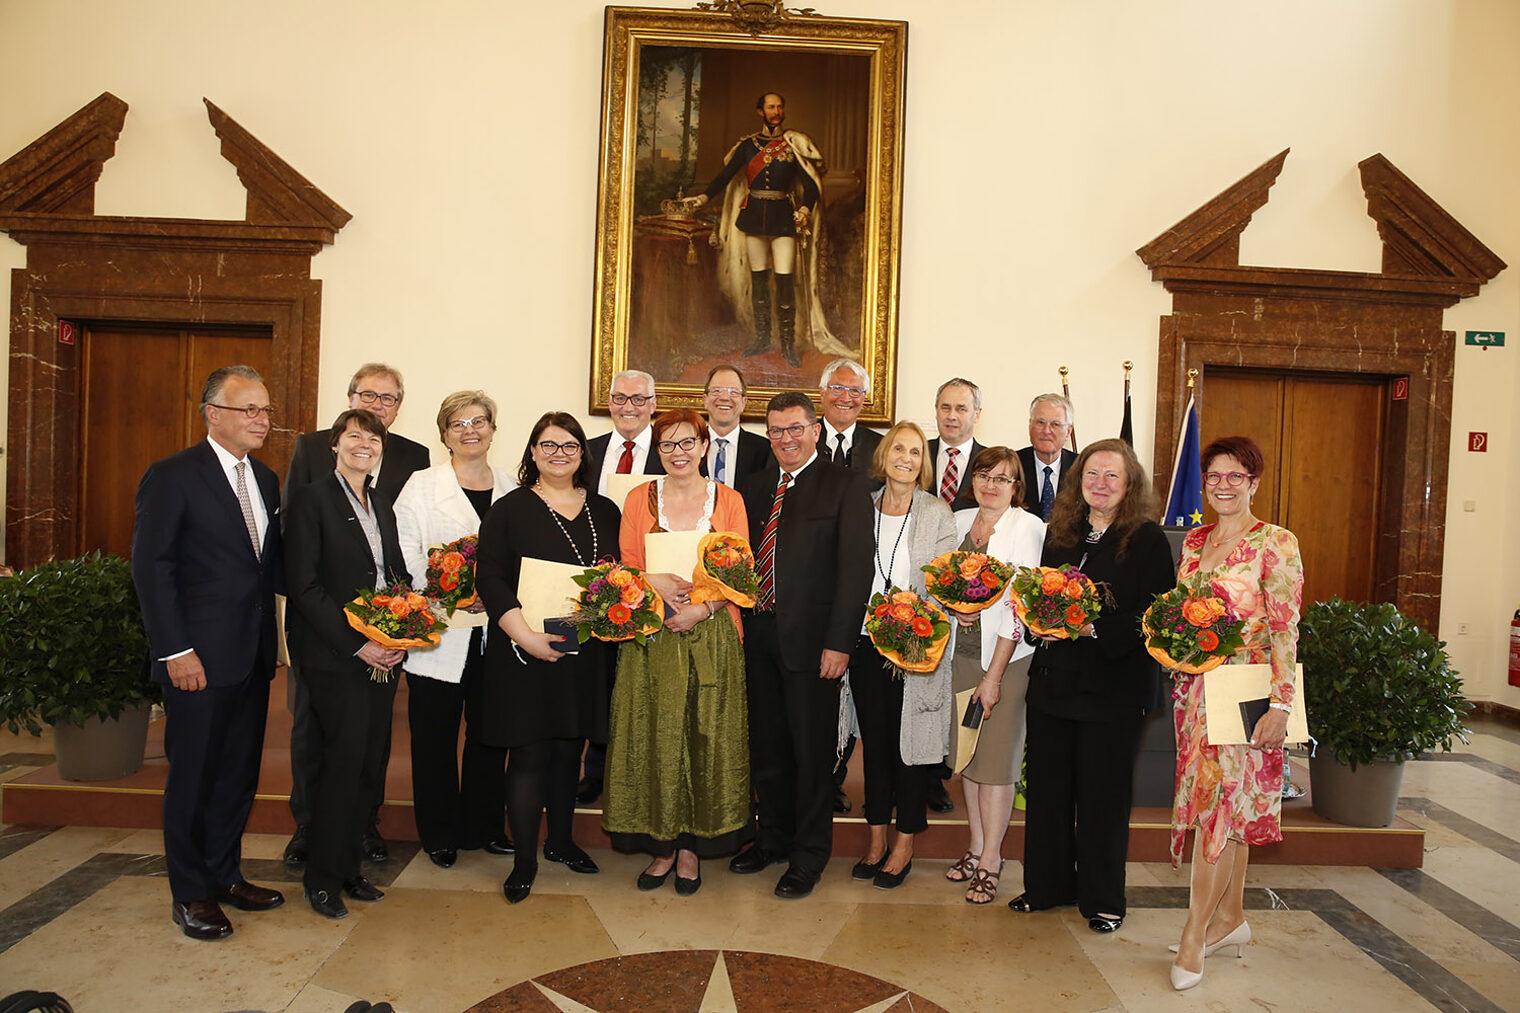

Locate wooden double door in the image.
[1200,367,1387,608]
[79,323,273,560]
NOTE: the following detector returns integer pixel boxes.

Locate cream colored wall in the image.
[1,0,1516,702]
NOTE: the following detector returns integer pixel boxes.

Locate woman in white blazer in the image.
[944,446,1045,904]
[394,391,516,868]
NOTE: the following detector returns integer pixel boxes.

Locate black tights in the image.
[504,736,582,884]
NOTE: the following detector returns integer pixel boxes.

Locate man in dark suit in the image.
[730,392,873,898]
[1017,392,1078,521]
[132,365,286,940]
[927,377,986,510]
[586,368,665,499]
[700,363,774,487]
[817,358,880,474]
[282,363,430,866]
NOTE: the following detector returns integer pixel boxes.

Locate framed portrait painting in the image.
[590,4,908,423]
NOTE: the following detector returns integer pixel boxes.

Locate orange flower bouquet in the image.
[568,562,664,644]
[921,550,1015,615]
[424,534,478,616]
[1141,578,1246,674]
[690,531,760,609]
[864,588,953,678]
[1006,564,1103,639]
[344,583,447,682]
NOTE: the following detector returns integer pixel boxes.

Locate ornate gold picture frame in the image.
[590,4,907,423]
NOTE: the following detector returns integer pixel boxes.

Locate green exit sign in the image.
[1465,330,1505,347]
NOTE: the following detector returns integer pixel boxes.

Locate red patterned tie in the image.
[755,471,791,610]
[616,440,634,474]
[940,446,960,505]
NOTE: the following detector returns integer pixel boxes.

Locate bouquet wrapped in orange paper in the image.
[344,583,447,682]
[689,531,760,609]
[1141,578,1246,675]
[1006,564,1102,639]
[424,534,478,616]
[568,562,664,644]
[864,588,952,677]
[921,550,1015,615]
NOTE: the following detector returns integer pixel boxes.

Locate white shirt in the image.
[822,421,858,465]
[597,426,652,496]
[1033,452,1064,501]
[935,436,975,490]
[706,425,742,487]
[207,436,269,546]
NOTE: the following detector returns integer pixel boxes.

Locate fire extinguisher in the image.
[1510,607,1520,688]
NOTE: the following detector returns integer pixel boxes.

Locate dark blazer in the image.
[285,428,431,508]
[821,423,881,473]
[1025,519,1176,721]
[587,431,666,481]
[1017,446,1077,516]
[132,440,283,687]
[701,426,775,485]
[927,437,986,508]
[283,473,411,674]
[739,457,874,671]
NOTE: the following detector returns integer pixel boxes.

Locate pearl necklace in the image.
[534,482,598,566]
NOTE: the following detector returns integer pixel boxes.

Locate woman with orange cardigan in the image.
[602,408,752,896]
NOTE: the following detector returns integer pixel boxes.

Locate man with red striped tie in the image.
[927,378,986,511]
[731,391,874,898]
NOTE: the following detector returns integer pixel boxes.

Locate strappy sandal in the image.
[965,860,1003,904]
[945,850,980,882]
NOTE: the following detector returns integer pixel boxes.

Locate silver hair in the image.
[1028,392,1074,424]
[349,362,405,401]
[200,365,264,425]
[611,369,656,397]
[818,358,871,397]
[936,377,982,413]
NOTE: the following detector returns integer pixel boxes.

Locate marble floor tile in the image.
[0,824,135,910]
[1419,845,1520,925]
[1459,731,1520,770]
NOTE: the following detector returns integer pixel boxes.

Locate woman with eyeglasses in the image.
[392,392,516,870]
[944,446,1044,904]
[601,408,752,896]
[1168,436,1302,990]
[475,412,622,904]
[1009,439,1175,936]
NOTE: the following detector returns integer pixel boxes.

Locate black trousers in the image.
[161,658,270,902]
[744,613,841,875]
[505,736,582,879]
[289,659,392,830]
[849,637,929,834]
[406,635,507,851]
[304,665,398,893]
[1021,704,1145,918]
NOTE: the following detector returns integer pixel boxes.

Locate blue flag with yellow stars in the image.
[1164,396,1204,527]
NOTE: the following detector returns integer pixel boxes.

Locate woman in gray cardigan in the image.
[847,421,958,890]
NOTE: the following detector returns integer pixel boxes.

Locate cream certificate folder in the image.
[605,474,654,511]
[445,608,489,629]
[516,557,585,633]
[644,530,705,579]
[1203,663,1309,745]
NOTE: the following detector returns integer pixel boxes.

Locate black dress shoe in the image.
[832,787,852,814]
[1008,893,1034,912]
[636,866,673,891]
[1088,915,1123,933]
[926,781,955,814]
[483,835,515,855]
[574,777,603,805]
[729,845,782,875]
[427,848,457,869]
[543,843,599,874]
[502,870,534,904]
[306,888,348,919]
[283,826,310,866]
[674,871,702,897]
[851,857,884,881]
[343,876,385,902]
[216,879,285,911]
[873,861,912,890]
[362,825,389,863]
[171,900,232,940]
[774,866,818,899]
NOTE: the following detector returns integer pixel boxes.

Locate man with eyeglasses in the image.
[1017,393,1078,522]
[281,363,431,868]
[701,364,774,487]
[587,369,665,500]
[132,365,286,939]
[730,392,873,898]
[817,358,881,477]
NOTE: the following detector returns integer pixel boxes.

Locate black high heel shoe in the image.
[1008,893,1034,912]
[503,868,535,904]
[1088,914,1123,933]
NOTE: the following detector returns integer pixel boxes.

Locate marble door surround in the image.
[0,92,350,567]
[1137,149,1505,635]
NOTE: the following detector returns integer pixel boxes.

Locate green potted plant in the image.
[1300,597,1470,827]
[0,552,161,781]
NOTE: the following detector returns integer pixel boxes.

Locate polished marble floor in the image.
[1,716,1517,1012]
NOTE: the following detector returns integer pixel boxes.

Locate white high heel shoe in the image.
[1168,920,1251,957]
[1170,959,1204,991]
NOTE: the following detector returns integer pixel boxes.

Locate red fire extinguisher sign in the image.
[1510,607,1520,688]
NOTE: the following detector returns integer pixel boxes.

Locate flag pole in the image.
[1059,366,1077,452]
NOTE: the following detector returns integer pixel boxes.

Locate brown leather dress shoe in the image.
[217,879,285,911]
[171,899,233,940]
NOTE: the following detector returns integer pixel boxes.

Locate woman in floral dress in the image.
[1169,435,1303,991]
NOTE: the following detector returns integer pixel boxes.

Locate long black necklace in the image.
[874,492,912,586]
[534,483,598,565]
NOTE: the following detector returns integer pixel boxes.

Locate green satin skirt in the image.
[603,611,753,855]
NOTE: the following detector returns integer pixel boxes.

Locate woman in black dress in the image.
[476,412,621,904]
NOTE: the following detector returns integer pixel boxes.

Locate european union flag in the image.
[1164,396,1204,527]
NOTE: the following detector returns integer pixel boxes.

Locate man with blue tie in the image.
[701,364,774,487]
[132,365,286,940]
[1016,393,1077,521]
